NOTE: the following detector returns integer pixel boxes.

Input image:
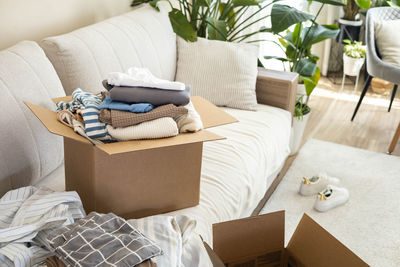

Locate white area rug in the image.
[260,139,400,267]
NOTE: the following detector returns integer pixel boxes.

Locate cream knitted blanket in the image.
[106,117,179,141]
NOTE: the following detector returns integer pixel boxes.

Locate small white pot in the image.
[343,54,365,76]
[289,112,311,155]
[338,18,363,27]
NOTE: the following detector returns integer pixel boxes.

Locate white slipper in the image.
[299,173,340,196]
[314,185,349,212]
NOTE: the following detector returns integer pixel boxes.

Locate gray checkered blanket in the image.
[45,212,162,267]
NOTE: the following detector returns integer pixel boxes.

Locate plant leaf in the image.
[310,0,345,6]
[149,0,162,10]
[301,24,340,48]
[296,58,317,77]
[387,0,400,6]
[301,67,320,96]
[197,0,211,7]
[232,0,262,7]
[131,0,151,7]
[169,9,197,42]
[207,18,228,40]
[355,0,372,9]
[271,4,314,33]
[264,56,291,62]
[218,3,236,28]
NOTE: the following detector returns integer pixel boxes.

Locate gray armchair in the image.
[351,7,400,121]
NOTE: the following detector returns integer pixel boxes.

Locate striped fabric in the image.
[128,215,213,267]
[56,88,102,113]
[57,88,112,141]
[0,186,85,267]
[46,212,163,267]
[81,105,112,141]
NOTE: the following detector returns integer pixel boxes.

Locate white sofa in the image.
[0,4,297,244]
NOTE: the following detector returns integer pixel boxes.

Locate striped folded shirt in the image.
[82,105,112,140]
[56,88,102,113]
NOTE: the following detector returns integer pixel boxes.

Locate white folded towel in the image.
[175,101,204,133]
[107,117,179,141]
[107,67,186,91]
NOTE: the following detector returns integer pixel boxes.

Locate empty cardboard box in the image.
[206,211,368,267]
[26,96,237,219]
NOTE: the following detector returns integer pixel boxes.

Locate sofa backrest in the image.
[41,4,177,95]
[0,41,65,196]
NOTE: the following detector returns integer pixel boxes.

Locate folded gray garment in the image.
[45,212,163,267]
[102,80,191,106]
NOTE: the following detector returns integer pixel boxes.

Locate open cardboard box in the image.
[25,96,237,219]
[205,211,369,267]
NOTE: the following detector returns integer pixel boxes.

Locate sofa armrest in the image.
[256,68,298,116]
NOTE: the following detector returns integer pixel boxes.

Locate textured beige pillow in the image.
[175,37,259,111]
[375,19,400,67]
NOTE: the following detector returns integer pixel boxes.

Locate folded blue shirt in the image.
[98,96,153,113]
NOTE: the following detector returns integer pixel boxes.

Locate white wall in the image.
[0,0,133,50]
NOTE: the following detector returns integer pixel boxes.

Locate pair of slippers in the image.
[299,173,349,212]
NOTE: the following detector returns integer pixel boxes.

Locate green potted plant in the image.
[343,39,366,76]
[131,0,275,43]
[337,0,371,43]
[265,1,343,154]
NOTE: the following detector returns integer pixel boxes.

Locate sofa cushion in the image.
[375,19,400,67]
[41,4,177,95]
[175,37,259,111]
[0,41,65,196]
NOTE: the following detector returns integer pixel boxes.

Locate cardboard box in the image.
[26,96,237,219]
[206,211,369,267]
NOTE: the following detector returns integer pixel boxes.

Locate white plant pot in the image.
[338,18,363,27]
[343,54,365,77]
[290,112,310,155]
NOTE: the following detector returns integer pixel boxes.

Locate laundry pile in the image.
[56,67,203,144]
[0,186,212,267]
[0,186,85,266]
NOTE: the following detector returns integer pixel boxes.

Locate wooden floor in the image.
[301,76,400,156]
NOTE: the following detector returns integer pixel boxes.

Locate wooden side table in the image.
[388,122,400,154]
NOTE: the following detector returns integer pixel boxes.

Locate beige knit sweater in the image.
[106,117,179,141]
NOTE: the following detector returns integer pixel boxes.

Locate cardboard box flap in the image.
[286,214,368,267]
[203,242,225,267]
[213,210,285,264]
[96,130,224,155]
[191,96,238,128]
[25,102,91,144]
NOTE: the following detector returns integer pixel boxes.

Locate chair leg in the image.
[388,122,400,154]
[388,84,398,112]
[351,75,372,121]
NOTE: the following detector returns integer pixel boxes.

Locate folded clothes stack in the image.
[56,67,203,143]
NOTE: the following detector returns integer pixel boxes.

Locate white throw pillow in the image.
[375,19,400,67]
[175,37,259,111]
